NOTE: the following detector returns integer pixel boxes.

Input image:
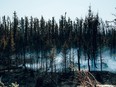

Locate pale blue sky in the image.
[0,0,116,21]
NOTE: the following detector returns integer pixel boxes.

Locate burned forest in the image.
[0,6,116,87]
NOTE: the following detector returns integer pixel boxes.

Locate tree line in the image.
[0,7,116,72]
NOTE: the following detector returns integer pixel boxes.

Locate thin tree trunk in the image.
[69,48,72,72]
[64,53,66,73]
[23,46,26,71]
[100,47,102,71]
[78,49,80,71]
[87,53,90,71]
[45,52,48,73]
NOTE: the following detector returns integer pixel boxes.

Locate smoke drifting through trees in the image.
[0,7,116,72]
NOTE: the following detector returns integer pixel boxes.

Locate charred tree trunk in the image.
[100,49,102,71]
[78,49,80,71]
[87,52,90,71]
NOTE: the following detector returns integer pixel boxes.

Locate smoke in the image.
[25,49,116,73]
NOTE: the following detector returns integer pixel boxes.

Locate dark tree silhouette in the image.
[0,7,115,74]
